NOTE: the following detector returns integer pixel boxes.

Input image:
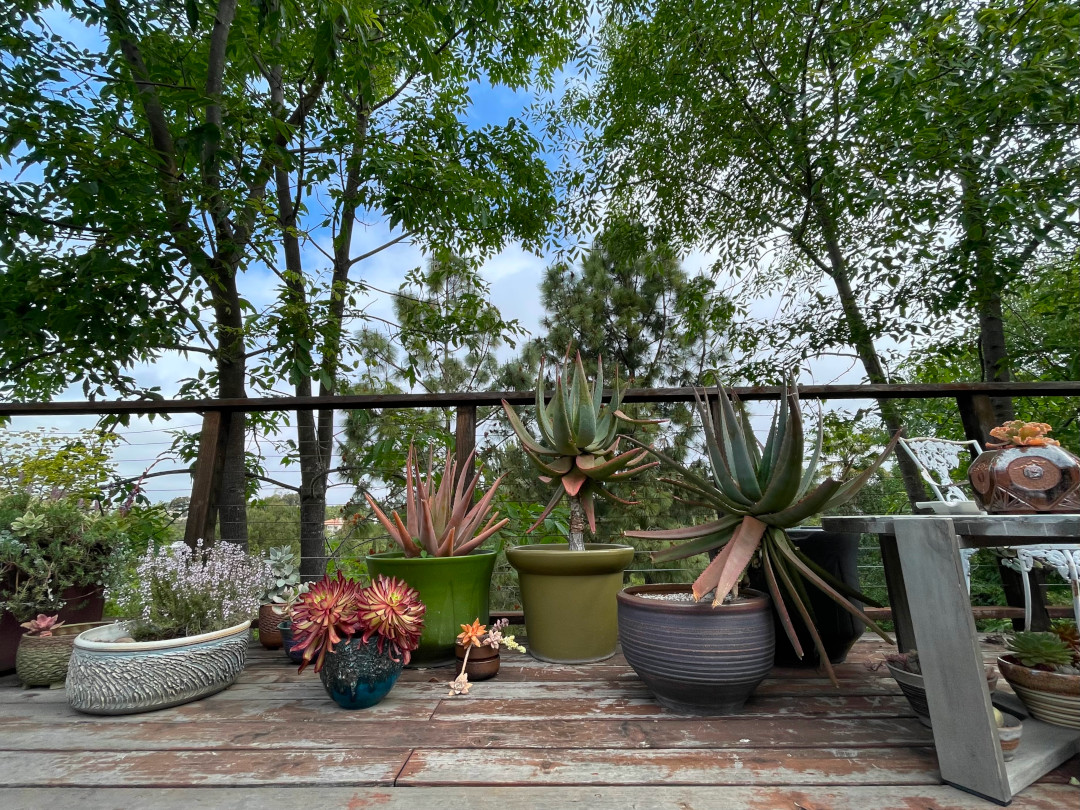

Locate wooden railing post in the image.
[455,405,477,490]
[185,410,231,547]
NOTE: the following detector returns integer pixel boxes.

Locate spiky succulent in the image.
[1007,631,1076,670]
[624,384,899,684]
[259,545,302,604]
[501,352,657,550]
[366,445,508,558]
[290,573,425,673]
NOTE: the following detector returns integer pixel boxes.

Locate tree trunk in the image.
[212,269,248,547]
[568,495,586,552]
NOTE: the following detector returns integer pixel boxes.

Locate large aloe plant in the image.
[365,445,508,557]
[624,384,899,683]
[502,353,657,552]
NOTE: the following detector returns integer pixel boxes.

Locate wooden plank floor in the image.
[1,635,1078,809]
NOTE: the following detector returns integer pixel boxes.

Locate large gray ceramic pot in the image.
[617,584,774,715]
[67,619,250,715]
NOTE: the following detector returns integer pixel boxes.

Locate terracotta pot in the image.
[258,604,284,649]
[455,642,500,681]
[997,714,1023,761]
[968,444,1080,514]
[15,622,113,687]
[998,655,1080,729]
[617,585,774,715]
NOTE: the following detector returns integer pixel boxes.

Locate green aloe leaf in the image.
[501,400,560,457]
[716,387,762,499]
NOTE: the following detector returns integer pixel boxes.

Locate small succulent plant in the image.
[289,573,425,673]
[624,383,899,684]
[502,352,658,551]
[259,545,302,604]
[448,618,525,696]
[19,614,64,637]
[270,582,310,619]
[1007,631,1078,671]
[987,420,1060,448]
[366,445,508,558]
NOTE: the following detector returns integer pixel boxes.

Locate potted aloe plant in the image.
[501,352,657,663]
[290,572,425,709]
[617,383,898,714]
[364,445,508,665]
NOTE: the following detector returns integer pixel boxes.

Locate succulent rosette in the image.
[988,420,1060,448]
[291,573,425,673]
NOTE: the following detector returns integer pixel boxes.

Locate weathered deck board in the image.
[1,785,1076,810]
[0,635,1077,809]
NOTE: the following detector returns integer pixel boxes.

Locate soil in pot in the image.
[617,584,775,715]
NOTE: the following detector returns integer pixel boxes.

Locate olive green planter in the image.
[365,550,497,667]
[506,543,635,664]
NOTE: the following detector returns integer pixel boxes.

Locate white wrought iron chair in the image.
[899,436,1080,629]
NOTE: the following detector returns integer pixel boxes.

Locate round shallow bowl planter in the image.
[257,604,284,649]
[319,636,404,709]
[998,655,1080,729]
[15,622,112,688]
[66,620,251,715]
[886,662,999,728]
[617,584,775,715]
[455,641,500,681]
[278,621,305,664]
[506,543,635,664]
[968,444,1080,513]
[365,549,497,667]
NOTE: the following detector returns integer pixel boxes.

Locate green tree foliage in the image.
[0,429,121,500]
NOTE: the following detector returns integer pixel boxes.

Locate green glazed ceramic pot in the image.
[365,549,497,667]
[506,543,635,664]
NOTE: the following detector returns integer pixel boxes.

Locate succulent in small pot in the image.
[623,383,899,684]
[272,583,310,663]
[997,627,1080,729]
[289,573,425,709]
[257,546,302,649]
[449,618,525,693]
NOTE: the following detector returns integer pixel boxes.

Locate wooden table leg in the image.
[876,531,916,652]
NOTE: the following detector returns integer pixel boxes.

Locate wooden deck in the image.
[1,636,1078,809]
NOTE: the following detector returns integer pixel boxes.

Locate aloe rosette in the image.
[365,445,508,557]
[502,353,657,551]
[624,383,899,682]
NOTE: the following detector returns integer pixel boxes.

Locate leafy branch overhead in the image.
[625,384,900,684]
[502,352,658,550]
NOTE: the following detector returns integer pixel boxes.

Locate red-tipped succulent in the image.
[290,573,425,673]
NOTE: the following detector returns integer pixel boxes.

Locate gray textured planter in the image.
[67,620,250,715]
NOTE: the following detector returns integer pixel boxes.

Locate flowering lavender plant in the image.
[118,540,271,641]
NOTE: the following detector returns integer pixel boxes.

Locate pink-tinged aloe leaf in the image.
[418,498,440,556]
[436,526,456,557]
[527,487,566,533]
[456,516,510,555]
[577,447,651,479]
[609,460,659,479]
[625,515,742,542]
[527,452,575,478]
[772,539,892,644]
[760,541,803,659]
[703,515,767,605]
[561,467,587,497]
[612,409,663,425]
[501,400,561,457]
[456,473,506,543]
[581,489,597,534]
[365,494,419,557]
[404,448,420,541]
[594,485,638,506]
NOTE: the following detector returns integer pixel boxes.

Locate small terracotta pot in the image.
[997,714,1023,761]
[455,642,500,681]
[258,604,284,649]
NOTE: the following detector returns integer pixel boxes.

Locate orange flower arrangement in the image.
[987,421,1060,449]
[448,617,525,695]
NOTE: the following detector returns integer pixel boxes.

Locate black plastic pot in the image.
[748,527,863,667]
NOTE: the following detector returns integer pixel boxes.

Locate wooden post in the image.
[184,410,231,547]
[455,405,477,491]
[955,393,995,448]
